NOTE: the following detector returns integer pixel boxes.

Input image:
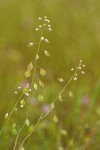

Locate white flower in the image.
[48,28,52,31]
[48,25,51,27]
[80,60,82,63]
[29,89,32,92]
[28,42,34,47]
[74,77,77,80]
[41,37,44,41]
[43,24,46,26]
[47,20,50,23]
[36,28,39,31]
[78,66,81,69]
[18,86,21,89]
[39,25,42,28]
[25,93,29,96]
[58,78,64,82]
[71,68,74,71]
[38,17,42,20]
[81,71,85,74]
[36,54,39,60]
[5,113,9,119]
[82,65,85,67]
[14,91,18,94]
[45,39,49,43]
[44,19,48,22]
[44,50,50,56]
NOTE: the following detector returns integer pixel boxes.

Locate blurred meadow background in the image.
[0,0,100,149]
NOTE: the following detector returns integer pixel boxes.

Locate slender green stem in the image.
[13,29,44,150]
[18,64,80,149]
[13,121,26,150]
[0,93,23,135]
[27,29,44,117]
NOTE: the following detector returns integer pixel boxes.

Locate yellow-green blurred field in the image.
[0,0,100,149]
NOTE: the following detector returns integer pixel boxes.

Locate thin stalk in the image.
[27,29,44,117]
[13,121,26,150]
[13,29,44,150]
[0,93,23,135]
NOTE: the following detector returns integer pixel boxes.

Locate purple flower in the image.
[82,95,90,106]
[42,104,51,113]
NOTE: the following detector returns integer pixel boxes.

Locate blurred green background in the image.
[0,0,100,149]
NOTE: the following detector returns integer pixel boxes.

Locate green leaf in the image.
[28,125,34,133]
[44,50,50,56]
[58,78,64,82]
[40,68,46,76]
[25,70,31,78]
[54,114,59,123]
[39,79,44,87]
[59,95,63,102]
[12,128,17,136]
[36,54,39,60]
[51,102,54,109]
[28,62,33,71]
[34,83,38,90]
[25,118,30,126]
[38,94,43,102]
[23,87,29,93]
[20,99,25,107]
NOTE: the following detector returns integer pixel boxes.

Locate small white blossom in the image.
[78,66,81,69]
[29,89,32,92]
[25,93,29,96]
[41,37,44,41]
[18,86,21,89]
[36,54,39,59]
[82,65,85,67]
[14,91,18,94]
[69,92,73,98]
[58,78,64,82]
[26,84,29,88]
[36,28,39,31]
[71,68,74,71]
[48,28,52,31]
[38,17,42,20]
[28,42,34,47]
[45,39,49,43]
[44,50,50,56]
[44,19,48,22]
[39,25,42,28]
[47,20,50,23]
[80,60,82,63]
[74,77,77,80]
[48,25,51,27]
[81,71,85,74]
[5,113,9,119]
